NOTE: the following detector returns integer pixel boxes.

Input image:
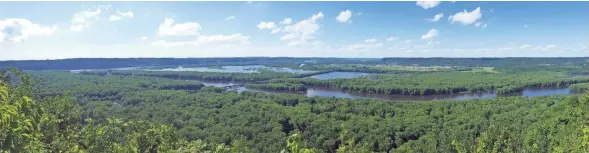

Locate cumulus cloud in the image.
[70,6,105,31]
[157,18,201,36]
[225,16,236,21]
[280,18,292,25]
[277,12,324,46]
[449,7,482,25]
[426,13,444,22]
[257,21,277,29]
[420,29,438,40]
[336,10,352,23]
[109,10,134,21]
[416,1,441,9]
[0,18,57,43]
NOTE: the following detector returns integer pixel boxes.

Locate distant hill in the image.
[0,57,587,70]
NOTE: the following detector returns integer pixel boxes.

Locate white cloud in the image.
[0,18,57,43]
[404,40,413,43]
[278,12,324,46]
[70,7,103,31]
[140,36,148,40]
[420,29,438,40]
[311,12,324,22]
[271,28,281,34]
[426,13,444,22]
[257,21,277,29]
[449,7,482,25]
[158,18,201,36]
[386,37,399,41]
[475,22,487,28]
[225,16,236,21]
[336,10,353,23]
[280,33,298,40]
[109,10,134,21]
[520,44,531,49]
[109,16,121,21]
[364,38,376,43]
[416,1,441,9]
[280,18,292,25]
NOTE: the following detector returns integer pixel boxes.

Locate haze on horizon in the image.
[0,1,588,60]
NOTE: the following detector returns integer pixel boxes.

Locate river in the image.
[198,80,584,101]
[146,65,317,74]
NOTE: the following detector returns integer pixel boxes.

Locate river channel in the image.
[198,80,583,101]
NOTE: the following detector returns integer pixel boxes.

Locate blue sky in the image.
[0,1,587,60]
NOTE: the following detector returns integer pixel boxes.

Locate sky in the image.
[0,1,588,60]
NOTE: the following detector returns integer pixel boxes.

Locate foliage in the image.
[571,83,589,92]
[81,70,296,82]
[4,59,589,153]
[379,57,588,67]
[270,71,589,95]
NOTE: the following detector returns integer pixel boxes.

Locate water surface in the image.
[233,85,583,101]
[148,65,316,74]
[307,72,370,80]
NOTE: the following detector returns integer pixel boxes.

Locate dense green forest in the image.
[268,71,589,95]
[379,57,589,67]
[2,68,589,152]
[76,66,589,96]
[2,57,589,153]
[571,83,589,92]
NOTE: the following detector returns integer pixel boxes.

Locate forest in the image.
[571,83,589,92]
[2,57,589,153]
[267,71,589,95]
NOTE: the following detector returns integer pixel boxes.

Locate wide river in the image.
[199,80,584,101]
[75,66,586,101]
